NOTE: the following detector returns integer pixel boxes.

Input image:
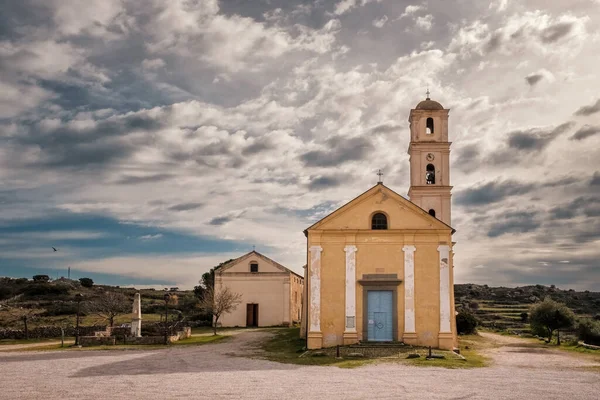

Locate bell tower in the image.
[407,92,452,226]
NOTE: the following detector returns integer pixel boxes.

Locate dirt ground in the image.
[0,330,598,400]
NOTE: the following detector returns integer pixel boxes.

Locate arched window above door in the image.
[371,213,388,230]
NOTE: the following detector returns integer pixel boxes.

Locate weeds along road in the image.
[0,330,598,400]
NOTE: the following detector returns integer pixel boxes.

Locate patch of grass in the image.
[172,335,229,346]
[0,337,72,346]
[258,328,489,369]
[190,326,244,335]
[258,328,372,368]
[553,343,600,363]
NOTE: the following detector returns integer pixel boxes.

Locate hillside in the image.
[0,276,202,330]
[2,276,599,334]
[455,283,600,333]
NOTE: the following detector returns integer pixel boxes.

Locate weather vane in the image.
[377,169,383,184]
[426,85,430,100]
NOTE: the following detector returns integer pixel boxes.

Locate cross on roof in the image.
[377,169,383,183]
[426,86,431,100]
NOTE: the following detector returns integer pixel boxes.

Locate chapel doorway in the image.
[367,291,393,341]
[246,303,259,327]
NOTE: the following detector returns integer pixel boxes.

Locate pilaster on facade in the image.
[437,245,452,334]
[308,245,323,333]
[402,245,418,345]
[307,245,323,349]
[343,245,358,343]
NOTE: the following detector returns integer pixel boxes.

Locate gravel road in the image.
[0,330,598,400]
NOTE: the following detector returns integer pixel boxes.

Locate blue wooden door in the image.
[367,290,393,341]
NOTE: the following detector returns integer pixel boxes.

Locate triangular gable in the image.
[305,183,454,233]
[217,250,303,278]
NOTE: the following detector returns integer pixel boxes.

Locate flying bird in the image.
[52,247,57,252]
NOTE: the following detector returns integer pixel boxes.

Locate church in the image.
[301,95,458,350]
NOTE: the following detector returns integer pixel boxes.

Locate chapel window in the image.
[426,117,434,134]
[371,213,388,230]
[250,263,258,273]
[429,209,436,217]
[426,164,435,184]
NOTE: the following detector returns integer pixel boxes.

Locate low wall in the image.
[0,325,107,340]
[80,336,116,347]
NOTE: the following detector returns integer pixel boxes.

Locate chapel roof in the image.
[303,182,455,235]
[215,250,304,279]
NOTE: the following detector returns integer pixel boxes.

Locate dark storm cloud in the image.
[486,32,503,52]
[115,174,175,185]
[549,206,576,220]
[307,175,347,191]
[0,0,54,40]
[208,216,231,226]
[547,196,600,221]
[507,122,573,150]
[370,124,401,135]
[591,172,600,187]
[569,125,600,141]
[574,99,600,116]
[12,113,164,169]
[539,22,574,43]
[242,139,275,155]
[167,202,204,212]
[487,211,541,238]
[525,73,543,86]
[300,136,373,167]
[454,144,480,173]
[488,122,575,166]
[455,180,535,206]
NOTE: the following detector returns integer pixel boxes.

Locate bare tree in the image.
[86,292,130,327]
[197,285,242,335]
[5,306,45,339]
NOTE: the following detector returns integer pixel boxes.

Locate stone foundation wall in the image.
[0,325,107,340]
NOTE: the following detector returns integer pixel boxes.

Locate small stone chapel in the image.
[301,95,458,350]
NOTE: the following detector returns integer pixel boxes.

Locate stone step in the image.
[351,341,408,348]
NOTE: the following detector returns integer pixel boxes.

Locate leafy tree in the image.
[529,297,575,345]
[456,309,478,334]
[85,292,130,327]
[194,259,234,300]
[197,285,242,335]
[79,277,94,288]
[32,275,50,283]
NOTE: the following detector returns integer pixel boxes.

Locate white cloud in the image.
[141,58,166,70]
[138,234,163,240]
[416,14,434,31]
[398,5,425,19]
[333,0,384,16]
[373,15,388,28]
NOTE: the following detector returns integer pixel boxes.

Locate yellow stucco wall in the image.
[306,185,457,350]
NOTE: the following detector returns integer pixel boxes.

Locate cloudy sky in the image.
[1,0,599,290]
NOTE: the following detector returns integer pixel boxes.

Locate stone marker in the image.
[131,292,142,337]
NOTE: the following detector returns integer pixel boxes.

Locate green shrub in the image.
[577,318,600,346]
[79,277,94,288]
[32,275,50,283]
[456,310,478,334]
[24,283,70,298]
[520,312,528,322]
